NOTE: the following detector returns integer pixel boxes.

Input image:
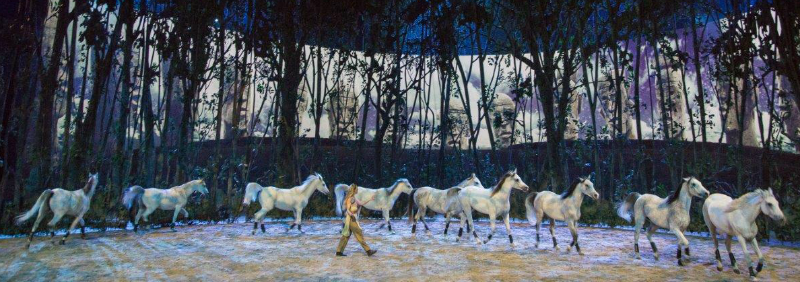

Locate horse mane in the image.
[560,180,580,199]
[386,178,408,195]
[490,172,514,196]
[300,174,319,188]
[665,177,691,204]
[724,191,762,213]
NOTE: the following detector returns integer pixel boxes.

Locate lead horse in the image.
[334,178,413,234]
[703,188,786,277]
[525,177,599,254]
[407,174,483,237]
[241,173,329,234]
[17,173,99,248]
[447,169,529,245]
[617,177,709,265]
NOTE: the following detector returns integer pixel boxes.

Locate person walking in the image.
[336,184,377,256]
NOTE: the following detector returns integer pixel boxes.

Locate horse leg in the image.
[420,209,430,234]
[503,213,513,246]
[633,214,645,259]
[296,209,304,233]
[751,238,764,274]
[287,209,300,233]
[708,224,722,271]
[80,218,86,239]
[441,212,450,236]
[725,235,740,274]
[27,209,47,248]
[134,208,144,232]
[646,224,659,261]
[736,235,755,277]
[383,209,394,234]
[252,208,268,235]
[567,220,581,255]
[535,220,541,249]
[170,207,182,232]
[670,227,690,266]
[141,205,157,230]
[47,212,65,245]
[182,208,189,218]
[61,214,84,245]
[457,214,466,239]
[483,213,497,244]
[549,218,558,251]
[463,206,480,245]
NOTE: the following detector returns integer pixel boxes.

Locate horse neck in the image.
[677,184,692,212]
[299,180,318,198]
[386,184,404,200]
[738,195,763,223]
[85,184,97,198]
[492,183,512,200]
[568,187,584,207]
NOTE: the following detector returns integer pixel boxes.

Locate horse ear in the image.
[513,168,517,174]
[471,173,476,178]
[683,177,690,182]
[767,187,774,195]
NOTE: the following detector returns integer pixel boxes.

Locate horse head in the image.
[83,173,100,195]
[759,188,786,225]
[392,178,414,195]
[460,173,483,188]
[312,173,329,195]
[192,179,209,195]
[579,177,599,200]
[683,177,709,198]
[493,169,528,196]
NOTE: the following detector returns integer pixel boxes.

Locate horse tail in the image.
[617,192,641,223]
[334,184,350,216]
[16,189,53,225]
[525,192,538,226]
[406,188,419,223]
[122,186,145,210]
[242,183,263,207]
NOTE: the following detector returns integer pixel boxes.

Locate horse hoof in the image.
[654,255,659,261]
[578,251,585,256]
[717,265,724,271]
[734,268,741,274]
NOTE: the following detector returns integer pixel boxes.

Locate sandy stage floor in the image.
[1,219,798,281]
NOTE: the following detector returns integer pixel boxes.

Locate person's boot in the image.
[366,250,377,256]
[336,252,347,257]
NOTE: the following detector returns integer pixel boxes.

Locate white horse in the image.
[241,173,329,234]
[525,177,599,254]
[123,179,209,232]
[447,169,529,245]
[334,178,413,234]
[16,173,99,248]
[617,177,709,265]
[407,173,483,237]
[702,188,786,277]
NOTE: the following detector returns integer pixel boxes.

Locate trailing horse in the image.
[16,173,99,248]
[407,173,483,237]
[334,178,413,234]
[617,177,708,266]
[446,169,529,245]
[123,179,209,232]
[525,177,599,254]
[702,188,786,277]
[241,173,329,234]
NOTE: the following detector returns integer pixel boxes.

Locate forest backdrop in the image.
[1,0,800,240]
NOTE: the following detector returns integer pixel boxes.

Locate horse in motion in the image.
[703,188,786,277]
[334,178,413,234]
[16,173,99,248]
[617,177,708,265]
[241,173,329,234]
[447,169,529,245]
[407,173,483,237]
[123,179,209,232]
[525,177,599,254]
